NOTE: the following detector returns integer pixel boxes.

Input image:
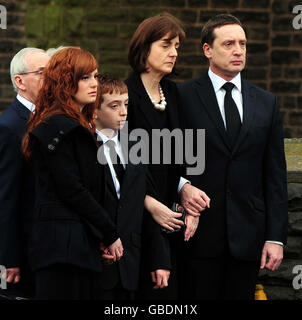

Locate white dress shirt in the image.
[208,68,283,246]
[96,129,125,199]
[17,94,35,113]
[208,68,243,127]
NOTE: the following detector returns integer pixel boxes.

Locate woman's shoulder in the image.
[161,76,178,90]
[161,77,180,98]
[30,114,82,152]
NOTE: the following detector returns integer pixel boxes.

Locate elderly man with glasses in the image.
[0,48,49,300]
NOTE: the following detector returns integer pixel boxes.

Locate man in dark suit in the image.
[94,74,171,299]
[0,48,49,299]
[177,14,288,300]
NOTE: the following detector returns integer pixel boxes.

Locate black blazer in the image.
[0,98,35,295]
[125,72,184,207]
[100,135,171,291]
[177,73,288,261]
[29,114,118,272]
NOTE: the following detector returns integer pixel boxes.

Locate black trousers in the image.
[102,281,135,301]
[181,248,260,300]
[136,232,182,300]
[34,264,103,300]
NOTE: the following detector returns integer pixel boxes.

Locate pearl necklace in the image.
[145,84,167,111]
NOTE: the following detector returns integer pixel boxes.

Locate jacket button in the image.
[48,144,55,151]
[53,137,59,144]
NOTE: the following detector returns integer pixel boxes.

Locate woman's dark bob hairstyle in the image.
[128,13,185,74]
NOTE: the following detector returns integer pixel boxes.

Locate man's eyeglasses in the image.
[19,69,44,76]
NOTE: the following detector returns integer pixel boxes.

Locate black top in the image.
[125,72,184,207]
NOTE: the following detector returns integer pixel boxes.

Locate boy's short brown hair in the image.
[98,74,128,106]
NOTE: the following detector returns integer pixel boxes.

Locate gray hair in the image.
[46,45,68,57]
[10,47,45,92]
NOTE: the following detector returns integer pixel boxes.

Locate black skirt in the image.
[34,264,103,300]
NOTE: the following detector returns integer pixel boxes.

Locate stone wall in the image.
[0,0,302,137]
[258,139,302,300]
[0,0,26,108]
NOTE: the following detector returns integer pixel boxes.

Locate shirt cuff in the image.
[265,240,283,246]
[178,177,191,193]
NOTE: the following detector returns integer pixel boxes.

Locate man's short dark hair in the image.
[201,14,244,46]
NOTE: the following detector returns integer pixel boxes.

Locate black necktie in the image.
[106,140,125,186]
[222,82,241,147]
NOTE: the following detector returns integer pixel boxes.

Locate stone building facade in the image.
[0,0,302,137]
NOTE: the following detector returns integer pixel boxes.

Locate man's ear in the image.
[13,75,26,91]
[203,43,212,59]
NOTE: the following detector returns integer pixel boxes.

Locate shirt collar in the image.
[16,94,35,112]
[208,68,242,93]
[95,129,119,145]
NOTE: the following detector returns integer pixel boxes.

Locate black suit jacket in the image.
[0,98,35,296]
[178,73,288,261]
[100,135,171,291]
[125,72,184,207]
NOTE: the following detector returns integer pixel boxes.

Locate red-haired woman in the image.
[22,47,123,300]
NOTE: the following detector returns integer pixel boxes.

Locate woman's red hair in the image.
[22,47,98,159]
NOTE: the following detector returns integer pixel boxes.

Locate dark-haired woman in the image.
[22,47,123,300]
[125,13,210,299]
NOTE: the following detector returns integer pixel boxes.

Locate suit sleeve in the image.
[0,126,22,268]
[142,165,171,271]
[143,212,171,272]
[31,132,119,247]
[264,96,288,244]
[144,164,158,199]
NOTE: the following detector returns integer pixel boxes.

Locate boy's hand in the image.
[151,269,170,289]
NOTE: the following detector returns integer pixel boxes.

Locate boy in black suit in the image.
[94,74,182,300]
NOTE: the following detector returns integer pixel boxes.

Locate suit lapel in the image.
[163,81,180,129]
[104,134,137,199]
[194,74,231,151]
[119,138,138,197]
[127,72,159,131]
[97,141,118,199]
[12,98,31,121]
[104,163,118,199]
[232,79,255,155]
